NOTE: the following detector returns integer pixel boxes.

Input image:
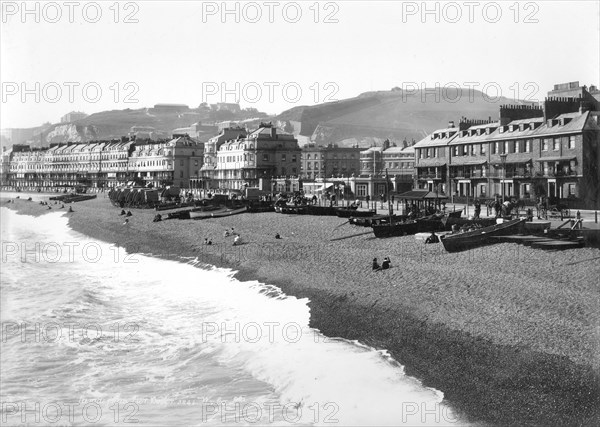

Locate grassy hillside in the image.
[277,88,534,146]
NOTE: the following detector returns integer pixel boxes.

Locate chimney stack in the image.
[448,121,455,128]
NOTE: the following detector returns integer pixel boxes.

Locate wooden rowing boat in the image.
[191,206,247,219]
[351,214,408,227]
[336,208,377,218]
[372,220,420,237]
[440,218,525,252]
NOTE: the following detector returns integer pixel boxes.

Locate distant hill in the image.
[4,87,535,148]
[276,88,535,147]
[37,107,270,144]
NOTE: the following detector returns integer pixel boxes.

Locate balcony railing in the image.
[538,170,578,178]
[487,170,532,178]
[417,173,442,180]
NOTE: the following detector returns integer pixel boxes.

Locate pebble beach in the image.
[4,194,600,425]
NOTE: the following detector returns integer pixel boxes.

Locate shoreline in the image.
[3,195,600,425]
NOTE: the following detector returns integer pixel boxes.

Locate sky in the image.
[1,0,599,128]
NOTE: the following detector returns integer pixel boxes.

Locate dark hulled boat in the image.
[372,220,420,237]
[440,218,525,252]
[335,207,377,218]
[441,217,497,229]
[350,214,408,227]
[306,205,338,216]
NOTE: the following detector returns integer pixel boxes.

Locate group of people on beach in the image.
[372,257,391,271]
[119,209,132,225]
[223,228,242,246]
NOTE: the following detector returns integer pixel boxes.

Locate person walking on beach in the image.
[382,257,391,270]
[372,258,381,271]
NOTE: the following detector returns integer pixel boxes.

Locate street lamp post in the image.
[500,153,507,204]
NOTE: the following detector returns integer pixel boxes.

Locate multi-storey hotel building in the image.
[214,123,301,190]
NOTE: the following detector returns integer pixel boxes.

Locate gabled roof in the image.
[535,111,597,137]
[413,128,459,148]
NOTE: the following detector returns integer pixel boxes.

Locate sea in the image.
[0,200,460,426]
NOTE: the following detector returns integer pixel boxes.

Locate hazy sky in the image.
[1,0,599,128]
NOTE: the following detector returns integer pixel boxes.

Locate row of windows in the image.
[361,162,414,169]
[302,153,357,160]
[419,136,578,159]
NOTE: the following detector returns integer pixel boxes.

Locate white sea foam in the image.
[1,207,461,426]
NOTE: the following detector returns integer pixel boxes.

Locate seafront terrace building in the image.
[198,127,247,189]
[300,144,361,180]
[214,123,300,190]
[129,135,203,189]
[413,99,600,209]
[3,135,203,190]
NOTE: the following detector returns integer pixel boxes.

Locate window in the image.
[491,143,497,155]
[263,154,269,161]
[433,148,438,158]
[426,148,431,158]
[307,162,312,170]
[553,138,560,151]
[542,139,550,151]
[292,155,297,162]
[194,160,198,167]
[481,144,486,155]
[453,146,459,156]
[504,141,510,153]
[568,184,576,196]
[568,136,576,149]
[356,184,368,197]
[525,140,531,153]
[281,154,287,161]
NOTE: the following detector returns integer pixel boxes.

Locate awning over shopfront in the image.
[417,163,446,168]
[397,190,447,200]
[453,160,487,166]
[535,156,576,162]
[506,158,532,164]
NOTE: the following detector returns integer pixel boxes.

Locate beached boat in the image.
[335,207,377,218]
[247,204,274,213]
[188,205,223,219]
[306,205,338,216]
[441,217,497,230]
[372,220,420,237]
[281,206,308,215]
[191,206,247,220]
[350,214,408,227]
[447,209,463,218]
[50,194,97,203]
[440,218,525,252]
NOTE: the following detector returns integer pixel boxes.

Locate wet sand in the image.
[4,194,600,425]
